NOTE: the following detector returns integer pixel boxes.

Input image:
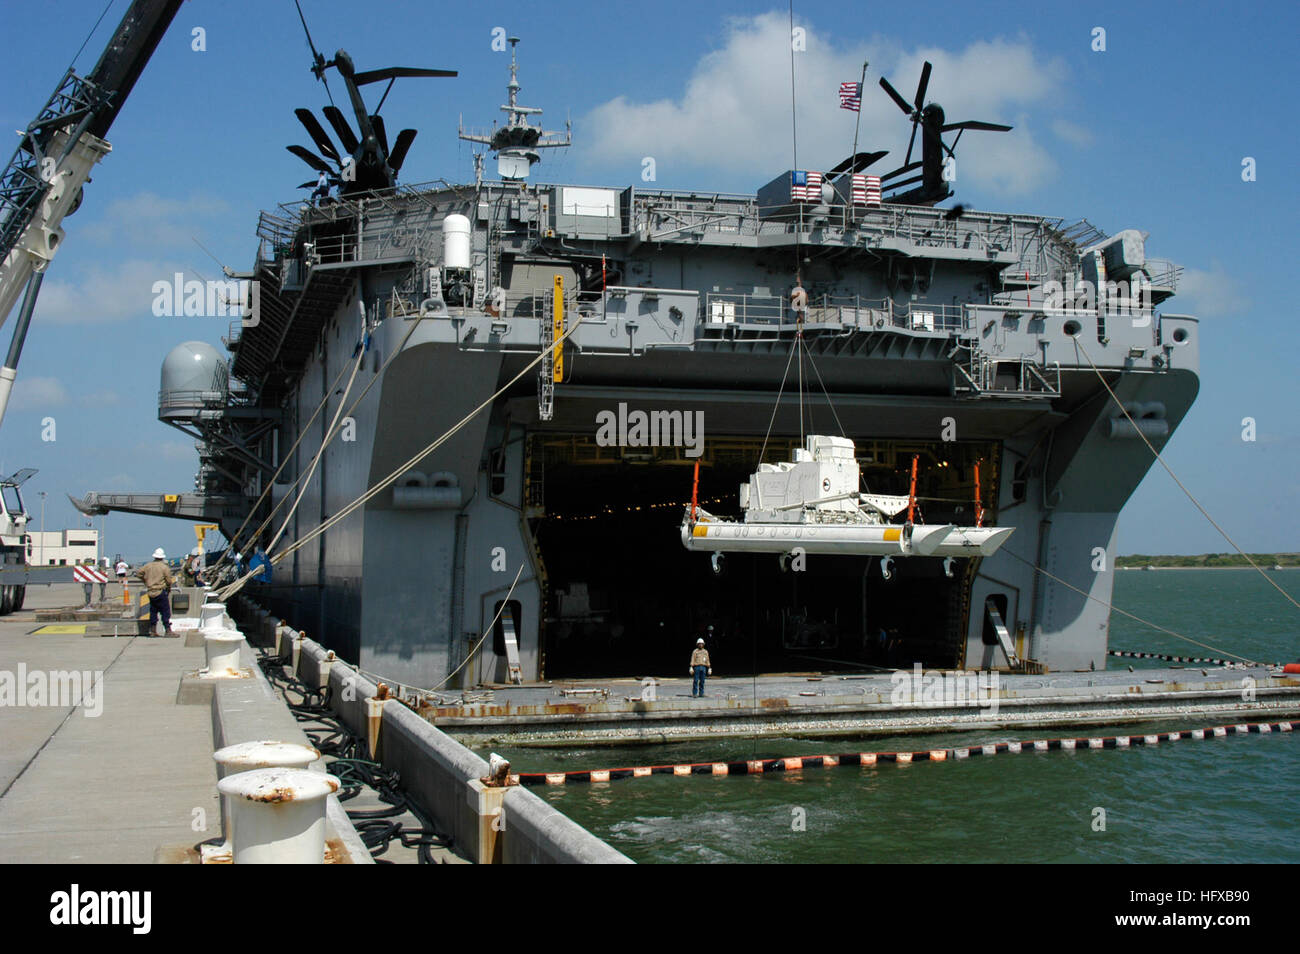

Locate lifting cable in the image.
[1001,548,1258,665]
[215,315,429,575]
[217,314,586,602]
[211,355,354,572]
[1073,336,1300,614]
[430,564,523,692]
[266,335,369,558]
[756,324,849,467]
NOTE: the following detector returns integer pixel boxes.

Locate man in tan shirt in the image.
[690,638,712,697]
[135,547,176,636]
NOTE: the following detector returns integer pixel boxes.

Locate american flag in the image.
[851,174,882,206]
[838,81,862,111]
[790,170,823,202]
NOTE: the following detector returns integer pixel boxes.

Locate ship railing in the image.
[1143,258,1182,290]
[703,292,788,325]
[697,293,970,333]
[631,196,1055,261]
[958,353,1062,396]
[157,389,228,412]
[893,301,968,332]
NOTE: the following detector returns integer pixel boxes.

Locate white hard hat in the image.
[697,638,705,645]
[153,547,166,559]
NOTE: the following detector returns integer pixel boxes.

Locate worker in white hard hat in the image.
[134,547,176,637]
[690,637,712,698]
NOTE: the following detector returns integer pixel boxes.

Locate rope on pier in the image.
[513,719,1295,786]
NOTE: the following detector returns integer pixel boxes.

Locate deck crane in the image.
[0,0,182,614]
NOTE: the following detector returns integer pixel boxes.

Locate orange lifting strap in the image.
[907,455,919,524]
[690,460,700,521]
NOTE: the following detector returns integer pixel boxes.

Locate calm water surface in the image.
[474,570,1300,863]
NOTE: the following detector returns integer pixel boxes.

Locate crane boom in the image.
[0,0,182,426]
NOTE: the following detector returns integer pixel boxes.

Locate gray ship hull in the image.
[89,177,1200,690]
[229,194,1198,688]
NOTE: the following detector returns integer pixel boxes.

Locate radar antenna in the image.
[459,37,571,181]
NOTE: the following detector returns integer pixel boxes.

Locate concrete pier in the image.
[410,668,1300,748]
[0,583,219,862]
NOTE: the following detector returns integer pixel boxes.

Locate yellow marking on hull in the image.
[883,528,901,542]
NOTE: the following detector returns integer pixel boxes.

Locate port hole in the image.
[1172,328,1188,343]
[1063,319,1082,337]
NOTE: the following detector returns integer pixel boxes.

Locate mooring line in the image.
[1074,337,1300,614]
[512,719,1296,786]
[1001,549,1259,665]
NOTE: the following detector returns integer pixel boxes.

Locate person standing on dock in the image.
[135,548,176,637]
[690,638,712,697]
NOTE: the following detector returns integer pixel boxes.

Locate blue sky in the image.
[0,0,1296,560]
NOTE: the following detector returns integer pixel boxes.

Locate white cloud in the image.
[8,375,69,410]
[1051,119,1094,147]
[79,389,122,407]
[137,440,198,463]
[34,258,196,325]
[1176,262,1248,319]
[79,192,231,249]
[581,14,1063,195]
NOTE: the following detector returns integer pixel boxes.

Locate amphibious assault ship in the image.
[79,38,1199,688]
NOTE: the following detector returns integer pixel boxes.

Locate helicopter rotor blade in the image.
[287,145,332,174]
[904,118,919,166]
[885,173,925,190]
[322,105,360,154]
[941,120,1013,132]
[293,0,335,106]
[370,114,389,156]
[914,61,932,110]
[879,76,914,116]
[388,128,418,172]
[294,108,340,163]
[353,66,457,85]
[879,160,922,182]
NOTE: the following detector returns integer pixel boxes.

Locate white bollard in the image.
[200,602,227,632]
[203,629,246,676]
[211,741,321,852]
[217,768,340,864]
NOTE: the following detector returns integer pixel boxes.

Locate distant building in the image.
[25,529,99,566]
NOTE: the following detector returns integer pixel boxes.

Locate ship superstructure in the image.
[80,43,1200,687]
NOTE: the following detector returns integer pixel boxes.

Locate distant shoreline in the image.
[1117,565,1292,571]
